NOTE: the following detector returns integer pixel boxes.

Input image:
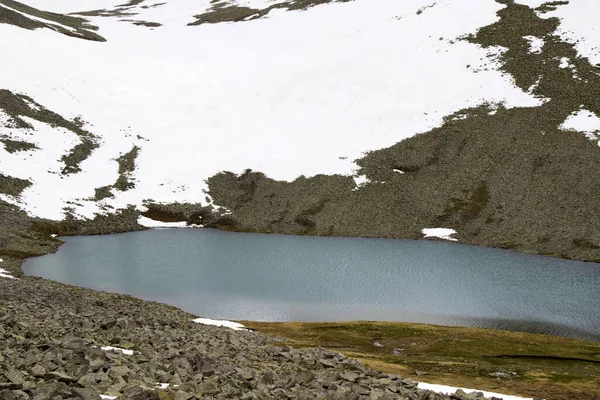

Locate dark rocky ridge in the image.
[189,0,354,26]
[0,0,105,41]
[0,89,100,176]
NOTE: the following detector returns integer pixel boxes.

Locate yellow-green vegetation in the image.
[242,321,600,400]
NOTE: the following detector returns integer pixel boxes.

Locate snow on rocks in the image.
[524,35,544,54]
[0,259,16,279]
[137,216,190,228]
[0,268,15,279]
[99,346,134,355]
[193,317,247,331]
[422,228,458,242]
[560,109,600,144]
[417,382,537,400]
[1,0,543,221]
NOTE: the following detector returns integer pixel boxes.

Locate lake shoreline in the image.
[2,200,600,399]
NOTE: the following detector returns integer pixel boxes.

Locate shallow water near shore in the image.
[23,228,600,341]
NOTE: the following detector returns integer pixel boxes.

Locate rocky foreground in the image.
[0,265,508,400]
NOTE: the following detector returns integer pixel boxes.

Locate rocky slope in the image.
[0,268,510,400]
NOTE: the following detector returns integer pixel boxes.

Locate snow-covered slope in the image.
[0,0,552,221]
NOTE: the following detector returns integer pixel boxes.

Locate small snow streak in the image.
[0,268,16,279]
[422,228,458,242]
[560,110,600,144]
[193,318,247,331]
[100,346,134,355]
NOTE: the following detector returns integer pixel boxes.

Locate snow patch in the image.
[524,35,543,53]
[100,396,117,400]
[353,174,370,187]
[417,382,537,400]
[0,267,16,279]
[137,216,190,228]
[560,109,600,144]
[0,0,545,220]
[422,228,458,242]
[100,346,134,355]
[193,318,247,331]
[558,57,572,69]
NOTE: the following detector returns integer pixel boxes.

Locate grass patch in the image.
[243,320,600,400]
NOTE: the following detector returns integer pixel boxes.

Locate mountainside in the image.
[2,0,600,261]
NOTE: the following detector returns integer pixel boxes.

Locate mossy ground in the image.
[243,320,600,400]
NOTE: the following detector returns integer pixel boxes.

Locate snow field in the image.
[1,0,543,220]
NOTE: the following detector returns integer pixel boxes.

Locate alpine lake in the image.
[23,228,600,342]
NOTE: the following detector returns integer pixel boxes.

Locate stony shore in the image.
[0,257,510,400]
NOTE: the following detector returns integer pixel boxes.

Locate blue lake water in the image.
[22,228,600,341]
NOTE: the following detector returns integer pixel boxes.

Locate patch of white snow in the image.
[137,216,189,228]
[560,109,600,144]
[100,346,134,355]
[558,57,572,69]
[0,267,16,279]
[417,382,537,400]
[155,383,170,389]
[421,228,458,242]
[353,174,370,187]
[193,318,247,331]
[524,35,544,54]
